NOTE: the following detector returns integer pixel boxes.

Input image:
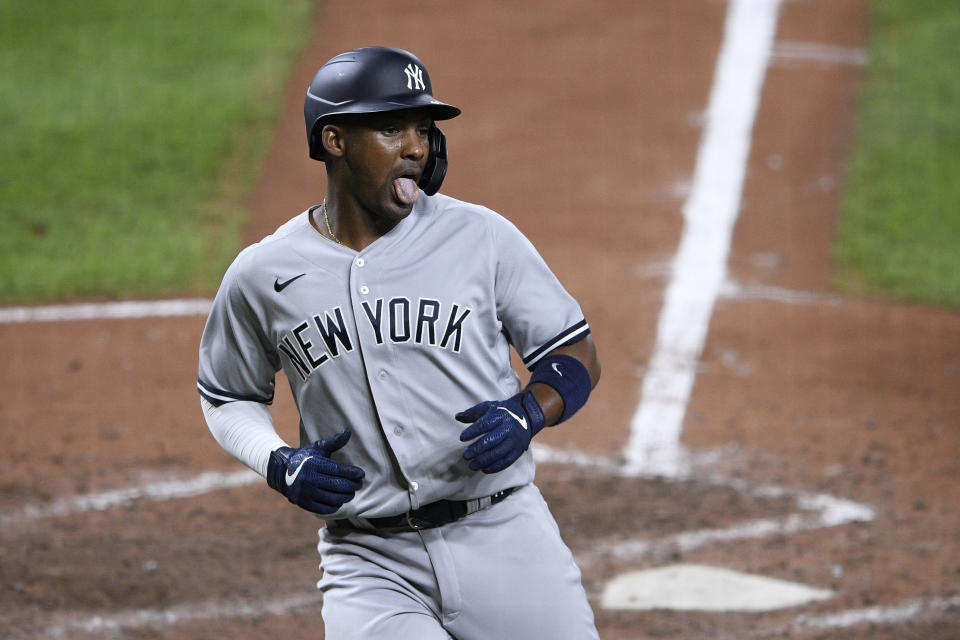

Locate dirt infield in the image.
[3,1,959,639]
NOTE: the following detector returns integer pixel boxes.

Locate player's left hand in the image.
[457,390,546,473]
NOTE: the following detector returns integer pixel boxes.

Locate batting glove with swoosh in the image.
[457,390,546,474]
[266,429,365,515]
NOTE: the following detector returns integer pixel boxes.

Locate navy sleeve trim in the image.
[197,378,274,407]
[522,320,591,370]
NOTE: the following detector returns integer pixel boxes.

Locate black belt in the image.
[330,487,518,533]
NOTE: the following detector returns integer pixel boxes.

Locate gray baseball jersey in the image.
[197,192,589,520]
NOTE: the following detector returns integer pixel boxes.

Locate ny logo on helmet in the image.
[404,64,425,91]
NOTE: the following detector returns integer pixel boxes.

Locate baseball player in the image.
[198,46,601,639]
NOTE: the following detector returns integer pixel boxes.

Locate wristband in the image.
[528,354,592,424]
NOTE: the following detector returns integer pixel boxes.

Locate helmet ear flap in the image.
[308,120,325,161]
[418,125,448,196]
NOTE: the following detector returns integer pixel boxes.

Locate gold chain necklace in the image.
[321,199,342,245]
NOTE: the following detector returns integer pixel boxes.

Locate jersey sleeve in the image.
[197,256,281,406]
[491,216,590,370]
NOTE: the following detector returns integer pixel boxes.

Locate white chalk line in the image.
[0,298,213,324]
[625,0,782,477]
[585,477,874,564]
[794,594,960,630]
[720,278,845,305]
[772,40,868,66]
[0,469,260,525]
[38,591,323,639]
[635,267,847,306]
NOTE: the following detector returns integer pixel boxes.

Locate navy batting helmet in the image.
[304,47,461,195]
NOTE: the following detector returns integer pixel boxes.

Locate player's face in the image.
[341,109,433,223]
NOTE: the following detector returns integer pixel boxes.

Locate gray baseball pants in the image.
[316,483,599,639]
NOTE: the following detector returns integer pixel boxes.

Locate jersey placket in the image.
[348,252,431,510]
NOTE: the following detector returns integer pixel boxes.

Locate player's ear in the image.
[321,123,347,159]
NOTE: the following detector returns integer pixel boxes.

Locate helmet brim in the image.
[305,89,461,123]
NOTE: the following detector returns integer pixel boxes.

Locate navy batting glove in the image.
[457,390,546,474]
[266,429,365,515]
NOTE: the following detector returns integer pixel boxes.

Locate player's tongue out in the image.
[393,177,419,205]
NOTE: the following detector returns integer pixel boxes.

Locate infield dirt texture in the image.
[2,1,959,639]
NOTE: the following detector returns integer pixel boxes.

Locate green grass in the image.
[0,0,313,304]
[834,0,960,308]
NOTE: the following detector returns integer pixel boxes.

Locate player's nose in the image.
[400,125,426,160]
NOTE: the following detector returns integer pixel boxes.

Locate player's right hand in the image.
[266,429,365,515]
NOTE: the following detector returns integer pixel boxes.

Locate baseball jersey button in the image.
[355,257,365,267]
[410,481,419,491]
[359,285,370,295]
[378,370,388,379]
[394,425,404,435]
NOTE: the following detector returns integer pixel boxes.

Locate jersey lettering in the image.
[440,304,472,353]
[293,321,329,369]
[278,296,472,379]
[389,298,412,343]
[278,336,311,381]
[416,299,441,344]
[361,299,385,344]
[313,307,352,357]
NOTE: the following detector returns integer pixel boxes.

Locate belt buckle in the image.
[405,511,425,530]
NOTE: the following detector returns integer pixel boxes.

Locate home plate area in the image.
[602,564,833,612]
[532,443,876,633]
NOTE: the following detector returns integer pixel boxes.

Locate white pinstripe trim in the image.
[196,379,272,404]
[525,322,591,369]
[196,381,238,404]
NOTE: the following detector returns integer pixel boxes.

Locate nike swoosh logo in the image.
[552,362,563,376]
[285,456,313,486]
[498,406,528,430]
[274,273,306,292]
